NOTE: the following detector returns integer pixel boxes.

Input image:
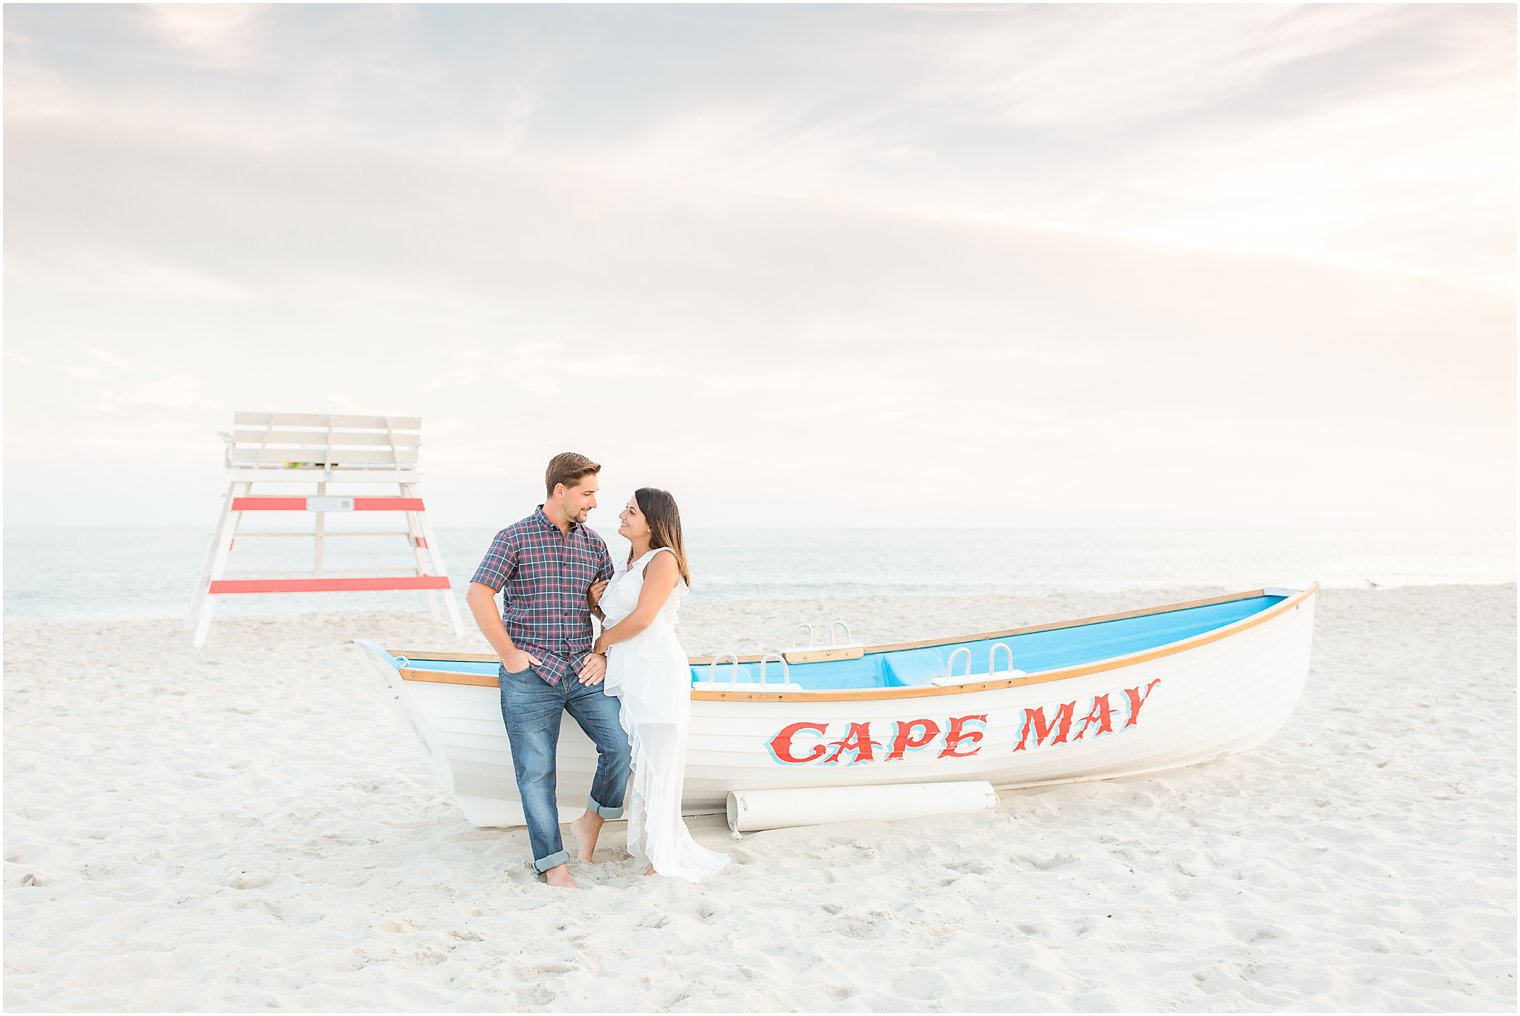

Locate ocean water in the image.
[3,525,1513,622]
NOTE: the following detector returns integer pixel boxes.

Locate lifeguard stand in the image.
[187,412,466,647]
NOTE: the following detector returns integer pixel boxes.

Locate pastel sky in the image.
[4,4,1514,530]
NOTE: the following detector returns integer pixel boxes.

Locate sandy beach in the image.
[4,584,1515,1012]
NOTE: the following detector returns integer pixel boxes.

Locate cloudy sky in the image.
[4,4,1514,530]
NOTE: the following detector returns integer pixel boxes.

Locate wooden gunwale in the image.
[390,584,1316,701]
[388,588,1270,665]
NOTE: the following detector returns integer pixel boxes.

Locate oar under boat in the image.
[355,584,1317,828]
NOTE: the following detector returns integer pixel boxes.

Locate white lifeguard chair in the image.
[187,412,466,647]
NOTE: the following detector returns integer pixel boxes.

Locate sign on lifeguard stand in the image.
[187,412,466,647]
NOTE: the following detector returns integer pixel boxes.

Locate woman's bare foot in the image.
[542,864,578,890]
[644,865,656,876]
[570,812,604,863]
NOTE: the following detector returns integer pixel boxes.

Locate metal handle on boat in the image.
[792,623,815,649]
[989,643,1014,675]
[710,652,741,685]
[830,621,851,645]
[946,647,972,681]
[759,653,789,688]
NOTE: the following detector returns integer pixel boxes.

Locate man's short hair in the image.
[545,452,601,497]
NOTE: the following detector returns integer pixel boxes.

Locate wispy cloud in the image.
[82,346,134,369]
[515,6,1512,283]
[885,5,1389,126]
[80,346,222,414]
[137,4,271,68]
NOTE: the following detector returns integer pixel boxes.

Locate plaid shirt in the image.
[471,507,615,686]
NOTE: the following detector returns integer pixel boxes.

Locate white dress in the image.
[600,548,728,882]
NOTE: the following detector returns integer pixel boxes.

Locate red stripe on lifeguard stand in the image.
[231,497,427,511]
[232,497,308,510]
[355,497,425,511]
[209,576,452,594]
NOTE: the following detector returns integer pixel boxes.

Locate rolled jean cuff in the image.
[533,848,571,874]
[586,796,623,820]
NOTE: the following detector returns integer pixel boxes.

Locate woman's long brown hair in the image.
[634,487,691,587]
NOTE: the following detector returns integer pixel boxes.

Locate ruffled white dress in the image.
[601,548,728,882]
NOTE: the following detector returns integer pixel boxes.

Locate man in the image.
[465,452,629,890]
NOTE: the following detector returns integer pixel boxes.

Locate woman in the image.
[591,488,727,882]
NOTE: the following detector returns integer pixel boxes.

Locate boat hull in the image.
[356,585,1316,827]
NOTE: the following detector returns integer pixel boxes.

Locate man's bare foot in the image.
[570,812,605,863]
[644,865,656,877]
[543,864,578,890]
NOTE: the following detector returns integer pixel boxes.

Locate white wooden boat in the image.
[355,584,1317,827]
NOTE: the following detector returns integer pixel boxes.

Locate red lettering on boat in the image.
[1013,700,1076,752]
[939,714,987,758]
[821,722,877,765]
[887,719,940,761]
[1122,679,1162,729]
[768,721,829,764]
[1072,694,1115,741]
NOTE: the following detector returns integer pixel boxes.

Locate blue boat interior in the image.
[395,594,1286,691]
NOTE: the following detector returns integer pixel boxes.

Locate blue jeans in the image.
[499,664,630,873]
